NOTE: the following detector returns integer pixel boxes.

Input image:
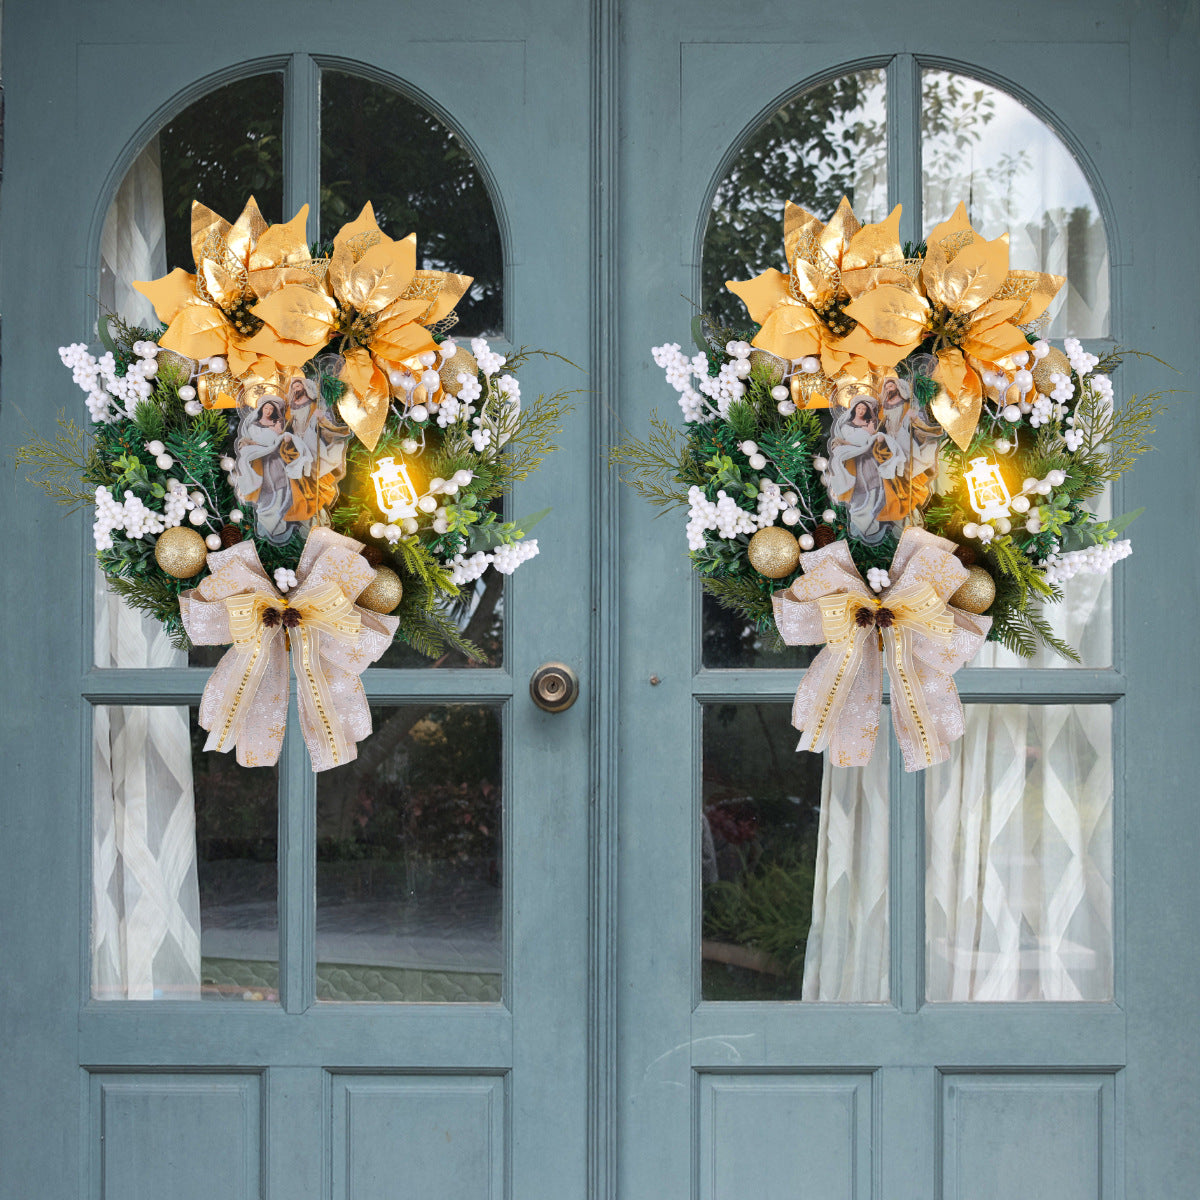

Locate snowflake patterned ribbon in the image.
[772,528,991,771]
[179,527,398,771]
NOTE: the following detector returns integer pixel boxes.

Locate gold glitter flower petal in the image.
[753,301,825,363]
[246,285,339,366]
[926,237,1009,313]
[248,205,310,272]
[201,258,244,311]
[160,301,232,362]
[341,241,415,315]
[725,268,791,324]
[222,197,270,267]
[843,284,930,362]
[133,267,196,325]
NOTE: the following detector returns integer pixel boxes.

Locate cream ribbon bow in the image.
[179,527,399,771]
[772,527,991,771]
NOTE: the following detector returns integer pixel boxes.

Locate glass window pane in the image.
[700,68,888,328]
[974,488,1113,669]
[315,704,502,1002]
[320,70,503,337]
[94,73,286,669]
[698,68,886,664]
[376,575,504,669]
[921,69,1109,338]
[702,590,815,670]
[93,705,279,1001]
[701,703,888,1001]
[925,704,1113,1002]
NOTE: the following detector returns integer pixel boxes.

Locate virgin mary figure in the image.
[233,392,315,544]
[822,394,906,545]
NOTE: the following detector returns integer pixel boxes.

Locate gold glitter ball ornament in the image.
[154,526,208,579]
[1031,346,1073,397]
[438,348,479,397]
[748,348,786,386]
[950,565,996,614]
[357,565,403,614]
[747,526,801,579]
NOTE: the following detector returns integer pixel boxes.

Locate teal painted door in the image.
[615,3,1199,1199]
[0,3,596,1199]
[2,2,1199,1199]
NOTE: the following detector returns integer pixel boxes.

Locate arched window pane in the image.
[699,68,887,667]
[158,74,286,278]
[320,70,503,337]
[700,68,888,330]
[921,69,1110,338]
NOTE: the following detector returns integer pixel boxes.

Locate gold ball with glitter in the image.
[950,565,996,614]
[154,526,208,579]
[747,527,801,579]
[357,565,403,614]
[1031,346,1073,396]
[438,348,479,396]
[748,348,786,386]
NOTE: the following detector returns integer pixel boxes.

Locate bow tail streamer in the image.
[198,626,290,767]
[291,626,356,772]
[792,631,883,767]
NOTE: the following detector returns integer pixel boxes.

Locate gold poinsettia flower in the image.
[134,198,315,382]
[920,202,1063,448]
[726,197,929,399]
[247,202,472,450]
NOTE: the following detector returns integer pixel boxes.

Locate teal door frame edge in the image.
[587,1,620,1196]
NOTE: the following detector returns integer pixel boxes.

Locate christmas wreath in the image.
[21,198,571,770]
[613,198,1161,770]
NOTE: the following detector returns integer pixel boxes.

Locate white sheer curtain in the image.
[91,139,203,1000]
[803,575,1113,1002]
[801,748,890,1001]
[925,574,1113,1002]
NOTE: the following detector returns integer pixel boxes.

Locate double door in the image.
[1,1,1197,1197]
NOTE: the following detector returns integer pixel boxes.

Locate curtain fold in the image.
[91,139,203,1000]
[803,570,1112,1003]
[801,747,890,1001]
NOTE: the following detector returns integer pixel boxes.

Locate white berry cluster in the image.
[1048,371,1075,403]
[1063,337,1099,378]
[1063,416,1086,452]
[273,568,298,592]
[92,485,165,549]
[685,485,756,550]
[59,341,159,423]
[1041,538,1132,586]
[651,342,747,424]
[446,538,539,585]
[446,551,492,586]
[471,337,507,378]
[866,567,891,592]
[162,479,193,527]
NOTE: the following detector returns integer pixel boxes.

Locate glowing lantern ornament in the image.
[963,456,1012,522]
[371,456,419,522]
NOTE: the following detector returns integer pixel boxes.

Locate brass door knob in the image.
[530,662,579,713]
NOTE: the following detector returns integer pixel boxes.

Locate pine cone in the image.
[220,524,243,548]
[361,545,384,568]
[813,523,837,548]
[953,544,977,567]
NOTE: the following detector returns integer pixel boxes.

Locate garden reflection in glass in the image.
[315,704,502,1002]
[92,706,279,1002]
[921,69,1109,339]
[701,703,889,1002]
[320,70,503,337]
[699,69,886,666]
